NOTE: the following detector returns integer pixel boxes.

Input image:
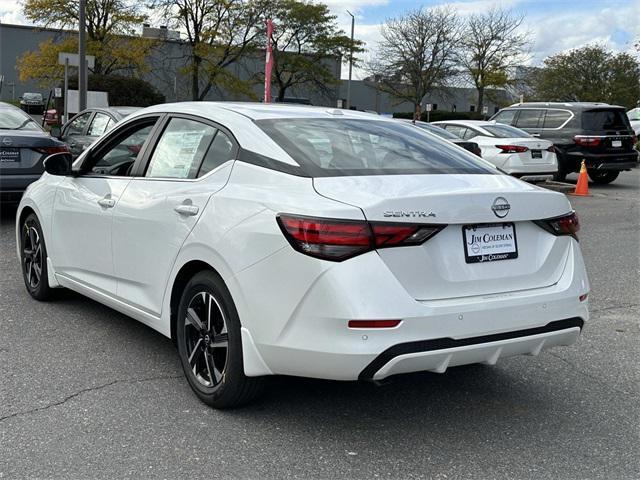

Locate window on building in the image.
[470,105,476,112]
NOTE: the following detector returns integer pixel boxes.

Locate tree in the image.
[534,45,640,108]
[156,0,267,101]
[369,7,462,117]
[21,0,154,76]
[67,74,165,106]
[459,8,530,114]
[263,0,363,102]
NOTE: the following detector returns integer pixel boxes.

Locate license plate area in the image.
[531,149,542,159]
[463,223,518,264]
[611,140,622,148]
[0,148,20,163]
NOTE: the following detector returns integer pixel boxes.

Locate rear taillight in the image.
[574,135,601,147]
[534,211,580,239]
[632,135,638,145]
[277,214,443,261]
[496,145,529,153]
[546,145,556,153]
[33,145,69,154]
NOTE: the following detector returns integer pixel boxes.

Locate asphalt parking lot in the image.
[1,171,638,479]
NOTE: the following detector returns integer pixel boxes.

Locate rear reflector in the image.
[348,320,401,329]
[574,135,601,147]
[496,145,529,153]
[277,214,443,261]
[579,293,588,302]
[534,211,580,239]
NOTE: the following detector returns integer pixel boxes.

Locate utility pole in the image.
[78,0,87,111]
[346,10,354,110]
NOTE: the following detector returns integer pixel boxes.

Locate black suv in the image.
[491,102,638,184]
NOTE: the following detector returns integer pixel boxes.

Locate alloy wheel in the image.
[183,291,229,388]
[22,224,43,289]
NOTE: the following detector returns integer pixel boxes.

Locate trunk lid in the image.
[314,174,574,300]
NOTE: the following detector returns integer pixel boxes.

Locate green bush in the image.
[393,111,486,122]
[66,74,164,107]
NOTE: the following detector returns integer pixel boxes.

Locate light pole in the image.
[346,10,354,110]
[78,0,87,111]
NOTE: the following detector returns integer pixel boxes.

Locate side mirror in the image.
[43,152,73,176]
[50,126,62,138]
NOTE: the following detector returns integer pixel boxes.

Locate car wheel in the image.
[20,213,53,301]
[588,170,619,185]
[176,271,265,408]
[552,167,567,182]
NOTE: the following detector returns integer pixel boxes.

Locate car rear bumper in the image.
[566,151,639,170]
[500,154,558,176]
[239,238,589,381]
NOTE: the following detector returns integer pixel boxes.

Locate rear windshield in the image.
[257,118,496,176]
[483,124,531,138]
[413,123,460,140]
[0,107,42,131]
[582,109,630,131]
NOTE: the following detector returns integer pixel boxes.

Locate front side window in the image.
[87,113,113,136]
[86,121,156,176]
[257,119,495,176]
[146,118,216,179]
[66,112,92,136]
[492,109,517,125]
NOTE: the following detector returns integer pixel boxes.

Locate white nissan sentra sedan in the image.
[16,102,589,408]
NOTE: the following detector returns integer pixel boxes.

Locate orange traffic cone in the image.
[573,159,589,196]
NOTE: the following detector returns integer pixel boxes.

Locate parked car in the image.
[491,102,639,184]
[627,108,640,136]
[0,102,68,202]
[17,102,589,408]
[43,108,59,126]
[432,120,558,178]
[19,92,45,114]
[53,106,141,158]
[398,119,482,156]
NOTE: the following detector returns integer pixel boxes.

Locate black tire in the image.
[20,213,54,301]
[176,270,264,408]
[588,170,619,185]
[552,169,567,182]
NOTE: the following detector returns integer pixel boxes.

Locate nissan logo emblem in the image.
[1,137,12,146]
[491,197,510,218]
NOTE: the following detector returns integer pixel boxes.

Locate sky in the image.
[1,0,638,79]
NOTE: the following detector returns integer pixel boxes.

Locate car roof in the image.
[133,101,391,121]
[504,102,626,111]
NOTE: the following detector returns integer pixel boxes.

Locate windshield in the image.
[483,124,532,138]
[23,93,42,101]
[0,107,42,131]
[257,118,495,177]
[582,109,630,131]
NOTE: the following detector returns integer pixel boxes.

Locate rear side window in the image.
[146,118,216,179]
[542,110,571,128]
[515,109,544,128]
[582,109,630,131]
[492,110,517,125]
[197,131,235,177]
[256,119,495,176]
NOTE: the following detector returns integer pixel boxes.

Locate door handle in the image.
[98,197,116,208]
[174,204,199,216]
[531,133,541,137]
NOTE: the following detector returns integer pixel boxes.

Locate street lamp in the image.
[346,10,355,110]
